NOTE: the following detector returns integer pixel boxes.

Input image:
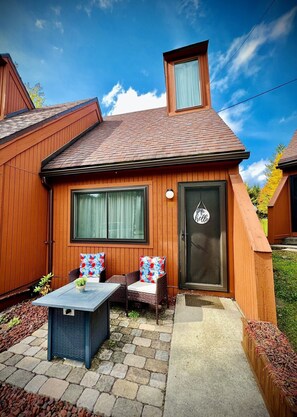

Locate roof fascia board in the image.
[0,98,101,145]
[41,150,250,178]
[278,159,297,170]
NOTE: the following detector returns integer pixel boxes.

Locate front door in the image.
[178,181,228,292]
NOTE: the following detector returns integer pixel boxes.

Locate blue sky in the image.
[1,0,297,185]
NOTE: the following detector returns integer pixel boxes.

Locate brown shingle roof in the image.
[0,99,96,143]
[279,129,297,168]
[42,107,247,172]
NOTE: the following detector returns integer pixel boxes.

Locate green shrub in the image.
[33,272,54,296]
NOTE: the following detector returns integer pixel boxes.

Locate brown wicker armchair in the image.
[68,253,106,283]
[126,256,168,324]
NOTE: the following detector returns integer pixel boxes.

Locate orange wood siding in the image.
[50,164,236,296]
[0,104,100,296]
[230,174,277,324]
[268,175,291,244]
[0,57,33,120]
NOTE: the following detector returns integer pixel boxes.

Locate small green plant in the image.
[108,339,117,349]
[34,272,54,296]
[128,310,140,319]
[7,317,21,329]
[74,277,87,287]
[0,314,8,324]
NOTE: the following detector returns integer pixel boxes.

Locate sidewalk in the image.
[163,294,269,417]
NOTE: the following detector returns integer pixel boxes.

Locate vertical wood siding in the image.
[0,105,100,295]
[268,175,291,244]
[230,174,276,323]
[50,164,235,296]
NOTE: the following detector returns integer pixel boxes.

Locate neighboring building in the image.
[0,42,276,323]
[268,130,297,244]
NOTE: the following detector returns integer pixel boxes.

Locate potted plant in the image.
[74,277,87,292]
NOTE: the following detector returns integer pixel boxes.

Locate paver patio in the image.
[0,305,174,417]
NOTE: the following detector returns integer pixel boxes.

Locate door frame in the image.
[178,181,228,292]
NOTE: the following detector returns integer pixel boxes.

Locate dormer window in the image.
[163,41,211,115]
[174,59,201,110]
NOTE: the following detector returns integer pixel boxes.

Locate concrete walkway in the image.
[163,294,269,417]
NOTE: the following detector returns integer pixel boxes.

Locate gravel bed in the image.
[0,298,102,416]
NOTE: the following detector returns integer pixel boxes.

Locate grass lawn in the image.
[260,218,268,236]
[272,250,297,351]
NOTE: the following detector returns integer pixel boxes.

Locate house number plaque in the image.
[193,201,210,224]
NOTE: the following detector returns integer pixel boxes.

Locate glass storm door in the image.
[178,181,228,291]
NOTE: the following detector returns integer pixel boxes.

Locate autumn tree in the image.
[257,144,285,217]
[25,82,45,108]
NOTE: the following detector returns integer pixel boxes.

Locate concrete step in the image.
[283,237,297,245]
[271,244,297,252]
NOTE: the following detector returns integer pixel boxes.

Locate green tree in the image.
[25,82,45,108]
[257,144,285,217]
[246,184,260,206]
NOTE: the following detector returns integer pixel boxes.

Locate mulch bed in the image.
[244,320,297,407]
[0,298,48,353]
[0,298,102,416]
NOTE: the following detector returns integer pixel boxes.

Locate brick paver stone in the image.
[97,361,113,375]
[99,349,113,360]
[135,346,155,359]
[94,392,116,417]
[61,383,84,403]
[112,379,138,400]
[0,366,16,381]
[112,397,143,417]
[5,354,24,366]
[123,353,146,368]
[30,338,44,346]
[111,351,126,363]
[21,336,36,345]
[139,324,155,331]
[149,372,166,389]
[80,371,99,387]
[25,375,48,393]
[119,320,129,327]
[145,358,168,373]
[34,349,48,360]
[6,369,34,388]
[137,385,164,407]
[110,363,128,379]
[159,333,171,342]
[39,377,69,400]
[8,343,30,355]
[131,329,142,337]
[126,367,150,385]
[133,337,151,347]
[15,356,41,371]
[33,360,52,375]
[151,340,170,351]
[142,405,163,417]
[0,364,5,372]
[63,358,84,367]
[110,332,122,341]
[122,343,136,354]
[31,329,47,338]
[96,374,115,392]
[155,350,169,362]
[46,363,72,379]
[66,367,86,384]
[0,351,13,363]
[141,330,160,340]
[77,387,99,411]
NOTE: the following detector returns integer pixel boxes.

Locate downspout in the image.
[41,176,53,274]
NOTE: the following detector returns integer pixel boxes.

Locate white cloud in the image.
[35,19,46,29]
[177,0,201,23]
[77,0,121,15]
[53,46,64,54]
[54,21,64,34]
[212,6,297,90]
[51,6,61,16]
[219,89,251,133]
[279,110,297,124]
[240,159,268,186]
[102,83,166,115]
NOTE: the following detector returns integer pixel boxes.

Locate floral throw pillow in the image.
[79,253,105,278]
[139,256,166,283]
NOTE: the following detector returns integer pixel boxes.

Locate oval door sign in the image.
[193,201,210,224]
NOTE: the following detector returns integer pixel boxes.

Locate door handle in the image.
[181,232,187,241]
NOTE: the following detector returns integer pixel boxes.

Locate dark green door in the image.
[179,181,227,291]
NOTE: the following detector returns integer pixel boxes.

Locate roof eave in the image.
[278,159,297,170]
[41,150,250,178]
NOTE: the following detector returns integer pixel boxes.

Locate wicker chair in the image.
[68,253,106,283]
[126,256,168,324]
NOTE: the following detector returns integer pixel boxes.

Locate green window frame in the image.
[71,186,148,243]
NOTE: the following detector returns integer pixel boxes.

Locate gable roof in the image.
[41,106,249,176]
[278,129,297,170]
[0,98,98,144]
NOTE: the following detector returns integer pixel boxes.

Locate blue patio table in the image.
[32,282,120,368]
